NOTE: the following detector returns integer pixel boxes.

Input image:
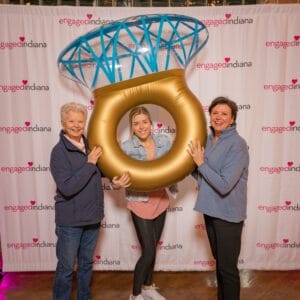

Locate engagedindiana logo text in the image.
[0,80,49,93]
[256,239,300,250]
[258,200,300,213]
[0,161,50,174]
[261,121,300,134]
[260,162,300,174]
[4,200,54,213]
[196,57,252,71]
[264,78,299,92]
[202,13,253,28]
[58,13,113,27]
[265,35,300,49]
[94,255,120,266]
[7,238,56,250]
[0,121,51,134]
[132,240,183,251]
[153,122,176,136]
[0,36,47,50]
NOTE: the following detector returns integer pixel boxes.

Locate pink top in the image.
[64,135,86,153]
[127,189,170,220]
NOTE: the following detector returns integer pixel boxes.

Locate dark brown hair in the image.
[208,96,238,125]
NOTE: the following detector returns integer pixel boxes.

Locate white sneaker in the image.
[142,284,166,300]
[129,294,145,300]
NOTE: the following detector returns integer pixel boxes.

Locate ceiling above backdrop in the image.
[1,0,263,7]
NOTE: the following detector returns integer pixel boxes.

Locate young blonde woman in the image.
[121,106,177,300]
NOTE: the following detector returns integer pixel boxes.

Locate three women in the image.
[51,96,249,300]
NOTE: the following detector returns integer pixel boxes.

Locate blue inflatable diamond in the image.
[58,14,209,90]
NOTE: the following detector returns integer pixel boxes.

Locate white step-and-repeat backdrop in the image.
[0,4,299,271]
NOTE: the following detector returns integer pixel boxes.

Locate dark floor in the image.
[1,269,300,300]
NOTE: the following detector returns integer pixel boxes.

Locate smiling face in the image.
[210,104,234,136]
[131,113,152,142]
[62,110,86,142]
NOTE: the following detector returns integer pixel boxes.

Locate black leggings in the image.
[131,210,166,296]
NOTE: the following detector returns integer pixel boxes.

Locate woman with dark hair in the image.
[121,106,177,300]
[188,96,249,300]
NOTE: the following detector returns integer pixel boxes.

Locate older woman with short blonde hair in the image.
[50,102,130,300]
[60,102,87,124]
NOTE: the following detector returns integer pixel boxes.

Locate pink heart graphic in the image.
[25,121,31,126]
[157,123,163,128]
[285,200,291,206]
[294,35,300,41]
[32,238,38,243]
[224,57,231,63]
[28,161,33,166]
[287,161,293,167]
[289,121,295,126]
[22,80,28,85]
[96,255,101,260]
[291,79,298,84]
[225,14,232,19]
[19,36,25,42]
[90,100,95,105]
[87,14,93,19]
[30,200,36,205]
[283,239,289,244]
[158,240,163,246]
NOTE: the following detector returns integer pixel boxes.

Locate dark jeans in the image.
[131,211,166,296]
[204,214,244,300]
[53,223,100,300]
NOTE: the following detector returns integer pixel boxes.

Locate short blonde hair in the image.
[60,102,87,124]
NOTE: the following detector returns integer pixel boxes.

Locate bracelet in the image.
[108,181,114,190]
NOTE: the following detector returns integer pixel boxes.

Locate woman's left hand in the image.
[112,172,131,188]
[187,140,205,167]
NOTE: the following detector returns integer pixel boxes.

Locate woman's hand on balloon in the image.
[112,172,131,188]
[88,146,103,164]
[187,140,204,167]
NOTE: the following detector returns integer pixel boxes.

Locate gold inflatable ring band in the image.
[88,69,207,191]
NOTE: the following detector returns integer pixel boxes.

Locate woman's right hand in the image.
[187,140,205,167]
[88,146,103,164]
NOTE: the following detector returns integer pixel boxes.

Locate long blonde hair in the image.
[129,106,153,136]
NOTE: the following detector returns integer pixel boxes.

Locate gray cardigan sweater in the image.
[194,126,249,223]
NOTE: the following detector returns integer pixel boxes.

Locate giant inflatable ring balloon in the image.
[57,14,209,191]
